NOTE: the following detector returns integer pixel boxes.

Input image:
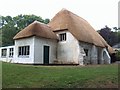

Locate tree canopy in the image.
[98,25,120,46]
[0,15,50,47]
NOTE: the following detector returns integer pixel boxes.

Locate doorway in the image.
[43,45,49,64]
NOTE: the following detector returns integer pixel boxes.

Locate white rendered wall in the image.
[0,46,15,63]
[97,47,111,64]
[103,48,111,64]
[5,36,57,64]
[91,45,98,64]
[79,42,93,65]
[98,47,104,64]
[78,47,86,65]
[55,31,80,64]
[34,37,57,64]
[14,37,34,64]
[79,42,99,65]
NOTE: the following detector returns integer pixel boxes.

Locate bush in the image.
[115,51,120,61]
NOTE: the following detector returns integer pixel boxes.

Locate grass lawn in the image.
[0,61,2,89]
[2,62,119,88]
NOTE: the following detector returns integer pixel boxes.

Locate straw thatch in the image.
[48,9,109,48]
[13,9,115,54]
[108,45,116,54]
[13,21,58,40]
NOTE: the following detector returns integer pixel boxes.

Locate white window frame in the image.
[18,46,30,58]
[1,48,7,58]
[59,33,66,41]
[9,48,14,57]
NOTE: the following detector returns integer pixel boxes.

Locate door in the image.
[43,46,49,64]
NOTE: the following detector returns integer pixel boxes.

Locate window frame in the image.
[59,33,66,41]
[18,46,30,57]
[9,48,14,57]
[1,48,7,58]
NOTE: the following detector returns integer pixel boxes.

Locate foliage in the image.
[0,15,50,47]
[2,62,118,88]
[44,18,50,24]
[98,26,120,62]
[117,31,120,43]
[115,51,120,61]
[0,62,1,89]
[98,26,119,46]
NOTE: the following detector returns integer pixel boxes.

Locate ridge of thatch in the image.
[48,9,108,48]
[13,21,58,40]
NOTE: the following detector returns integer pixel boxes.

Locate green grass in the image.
[2,62,118,88]
[0,61,2,89]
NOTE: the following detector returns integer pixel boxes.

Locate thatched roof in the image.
[48,9,108,48]
[108,45,116,54]
[13,21,58,40]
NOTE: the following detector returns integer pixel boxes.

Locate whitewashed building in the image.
[0,46,15,63]
[0,9,115,65]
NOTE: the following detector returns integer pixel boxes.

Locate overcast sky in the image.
[0,0,119,30]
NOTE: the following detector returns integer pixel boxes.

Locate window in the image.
[9,48,14,57]
[18,46,30,56]
[84,49,88,56]
[1,49,7,57]
[59,33,66,41]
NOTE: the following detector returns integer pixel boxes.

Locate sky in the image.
[0,0,119,30]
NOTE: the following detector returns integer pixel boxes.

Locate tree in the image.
[44,18,50,24]
[98,26,118,46]
[117,31,120,43]
[113,27,120,44]
[13,14,45,30]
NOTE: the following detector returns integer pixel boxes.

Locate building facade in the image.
[0,9,113,65]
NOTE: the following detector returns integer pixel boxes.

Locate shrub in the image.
[115,50,120,61]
